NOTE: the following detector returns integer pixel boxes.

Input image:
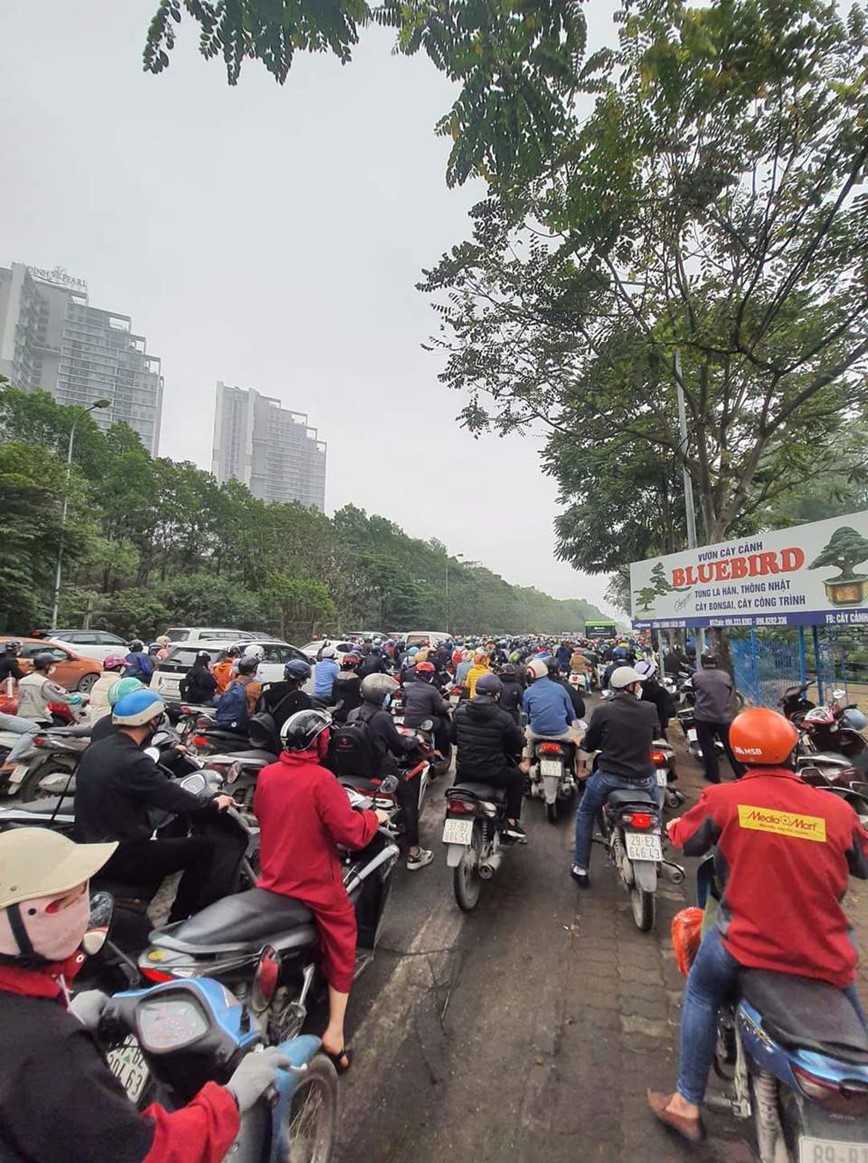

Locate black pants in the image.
[695,720,745,783]
[101,834,242,922]
[395,774,421,848]
[457,764,524,820]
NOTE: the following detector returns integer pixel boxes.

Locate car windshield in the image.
[165,647,222,667]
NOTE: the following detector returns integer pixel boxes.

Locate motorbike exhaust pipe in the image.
[479,850,503,880]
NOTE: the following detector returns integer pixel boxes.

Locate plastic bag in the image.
[671,907,704,976]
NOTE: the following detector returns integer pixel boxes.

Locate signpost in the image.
[630,510,868,631]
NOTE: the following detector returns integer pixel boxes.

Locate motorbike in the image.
[651,738,685,811]
[793,687,868,778]
[692,856,868,1162]
[525,726,585,823]
[677,704,725,763]
[336,724,435,844]
[139,789,399,1041]
[442,773,521,911]
[592,773,684,932]
[100,974,337,1161]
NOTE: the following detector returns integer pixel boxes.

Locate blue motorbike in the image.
[101,973,337,1163]
[697,857,868,1161]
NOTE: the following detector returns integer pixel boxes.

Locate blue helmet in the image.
[284,659,311,682]
[112,689,165,727]
[843,708,867,732]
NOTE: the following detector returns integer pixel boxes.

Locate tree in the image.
[422,0,868,555]
[810,528,868,582]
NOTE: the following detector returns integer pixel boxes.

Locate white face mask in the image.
[634,685,644,700]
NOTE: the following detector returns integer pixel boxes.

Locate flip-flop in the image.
[324,1047,353,1075]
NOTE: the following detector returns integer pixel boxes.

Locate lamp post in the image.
[51,398,111,627]
[445,553,465,634]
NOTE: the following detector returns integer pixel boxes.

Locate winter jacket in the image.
[254,750,379,904]
[403,680,450,728]
[87,672,117,724]
[179,670,218,705]
[641,679,676,736]
[313,657,339,699]
[122,652,154,682]
[465,663,491,699]
[451,695,524,778]
[330,674,363,723]
[258,684,311,732]
[0,963,238,1163]
[569,651,591,675]
[0,656,25,684]
[212,659,235,694]
[670,768,868,987]
[359,651,388,678]
[522,677,575,737]
[16,673,72,723]
[556,645,571,671]
[454,660,472,690]
[692,667,735,722]
[581,692,659,780]
[498,678,523,724]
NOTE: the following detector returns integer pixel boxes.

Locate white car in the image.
[160,627,261,646]
[151,638,311,701]
[300,639,356,663]
[47,629,130,664]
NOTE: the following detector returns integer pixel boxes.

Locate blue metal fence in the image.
[728,627,868,710]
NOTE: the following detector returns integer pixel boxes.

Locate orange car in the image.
[0,636,102,695]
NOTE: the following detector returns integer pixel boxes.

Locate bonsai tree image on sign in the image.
[809,527,868,606]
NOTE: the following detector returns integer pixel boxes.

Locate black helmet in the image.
[4,640,21,654]
[284,659,312,683]
[129,639,144,653]
[33,652,56,672]
[501,663,517,677]
[196,650,211,662]
[280,708,332,751]
[700,650,719,667]
[475,673,503,698]
[237,656,259,676]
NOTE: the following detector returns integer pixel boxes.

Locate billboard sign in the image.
[630,510,868,630]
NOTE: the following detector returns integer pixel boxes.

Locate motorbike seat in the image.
[158,888,315,953]
[604,787,659,811]
[13,796,75,815]
[807,751,857,769]
[740,969,868,1065]
[209,749,276,764]
[202,729,249,742]
[339,775,381,794]
[447,781,506,803]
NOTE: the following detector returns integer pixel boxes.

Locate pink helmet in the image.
[102,654,126,672]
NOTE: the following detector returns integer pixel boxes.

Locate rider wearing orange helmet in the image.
[648,707,868,1144]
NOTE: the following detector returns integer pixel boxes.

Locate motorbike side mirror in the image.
[379,774,399,794]
[251,945,281,1013]
[143,746,160,762]
[833,689,846,701]
[179,772,207,795]
[83,890,114,955]
[420,718,434,732]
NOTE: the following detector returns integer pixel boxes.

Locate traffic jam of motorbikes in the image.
[1,626,867,1163]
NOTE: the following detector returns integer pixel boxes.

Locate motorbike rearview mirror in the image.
[251,945,281,1013]
[420,718,434,732]
[379,774,399,794]
[83,891,114,956]
[833,689,846,701]
[179,772,207,795]
[143,746,160,762]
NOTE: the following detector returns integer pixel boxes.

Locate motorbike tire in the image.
[545,800,558,824]
[630,883,655,932]
[284,1052,338,1163]
[453,824,483,912]
[20,759,75,803]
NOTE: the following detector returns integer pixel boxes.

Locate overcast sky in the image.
[0,0,620,614]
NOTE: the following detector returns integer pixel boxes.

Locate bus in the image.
[584,620,617,641]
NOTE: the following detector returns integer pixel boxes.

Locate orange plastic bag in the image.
[671,907,704,976]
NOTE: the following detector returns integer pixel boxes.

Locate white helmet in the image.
[635,659,658,679]
[526,658,549,681]
[320,644,337,659]
[610,666,646,690]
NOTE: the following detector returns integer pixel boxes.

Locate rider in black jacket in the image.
[451,674,526,842]
[402,663,451,756]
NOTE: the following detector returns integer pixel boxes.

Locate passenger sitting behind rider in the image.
[521,657,582,771]
[648,708,868,1144]
[402,661,451,759]
[452,673,527,843]
[570,666,660,891]
[253,709,390,1073]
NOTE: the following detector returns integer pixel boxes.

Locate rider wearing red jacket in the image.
[649,708,868,1143]
[0,828,287,1163]
[253,709,388,1074]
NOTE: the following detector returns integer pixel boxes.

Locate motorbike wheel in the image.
[453,824,483,912]
[629,883,655,932]
[20,759,74,803]
[545,800,558,824]
[285,1053,338,1163]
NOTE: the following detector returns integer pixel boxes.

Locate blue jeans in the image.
[676,926,866,1105]
[572,769,661,871]
[0,713,41,764]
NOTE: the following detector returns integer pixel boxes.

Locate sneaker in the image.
[503,821,528,843]
[571,866,591,889]
[407,848,434,871]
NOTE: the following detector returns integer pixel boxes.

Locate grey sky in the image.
[1,0,621,615]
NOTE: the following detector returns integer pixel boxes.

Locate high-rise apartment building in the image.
[0,263,164,454]
[211,382,327,509]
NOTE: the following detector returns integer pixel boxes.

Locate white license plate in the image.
[108,1037,149,1104]
[12,764,29,781]
[624,832,662,862]
[442,817,474,845]
[540,759,563,777]
[799,1138,868,1163]
[687,728,698,742]
[656,769,668,787]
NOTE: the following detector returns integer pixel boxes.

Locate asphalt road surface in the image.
[333,699,775,1163]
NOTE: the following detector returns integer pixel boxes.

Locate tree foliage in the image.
[0,386,605,638]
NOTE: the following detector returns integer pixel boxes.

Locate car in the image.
[301,639,355,664]
[150,638,311,701]
[42,629,129,664]
[403,631,451,649]
[160,627,261,646]
[0,636,102,694]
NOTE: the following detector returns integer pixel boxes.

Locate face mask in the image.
[0,883,91,961]
[634,686,644,700]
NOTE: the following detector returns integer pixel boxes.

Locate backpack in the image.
[215,678,251,731]
[329,706,376,777]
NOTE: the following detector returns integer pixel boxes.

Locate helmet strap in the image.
[3,902,46,968]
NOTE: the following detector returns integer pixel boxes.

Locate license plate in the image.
[687,728,698,742]
[442,817,474,845]
[108,1037,149,1104]
[799,1138,868,1163]
[540,759,563,777]
[624,832,662,862]
[12,764,29,781]
[656,769,668,787]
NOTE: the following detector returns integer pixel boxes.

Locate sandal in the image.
[323,1047,353,1075]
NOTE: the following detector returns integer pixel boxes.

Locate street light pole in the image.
[51,399,110,627]
[674,351,704,655]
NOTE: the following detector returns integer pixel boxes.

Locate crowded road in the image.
[336,695,868,1163]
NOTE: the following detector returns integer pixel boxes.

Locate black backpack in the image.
[329,706,377,777]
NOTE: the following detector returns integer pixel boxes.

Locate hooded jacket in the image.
[403,680,450,728]
[451,695,524,778]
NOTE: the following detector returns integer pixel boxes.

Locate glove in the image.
[226,1047,292,1114]
[68,990,110,1031]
